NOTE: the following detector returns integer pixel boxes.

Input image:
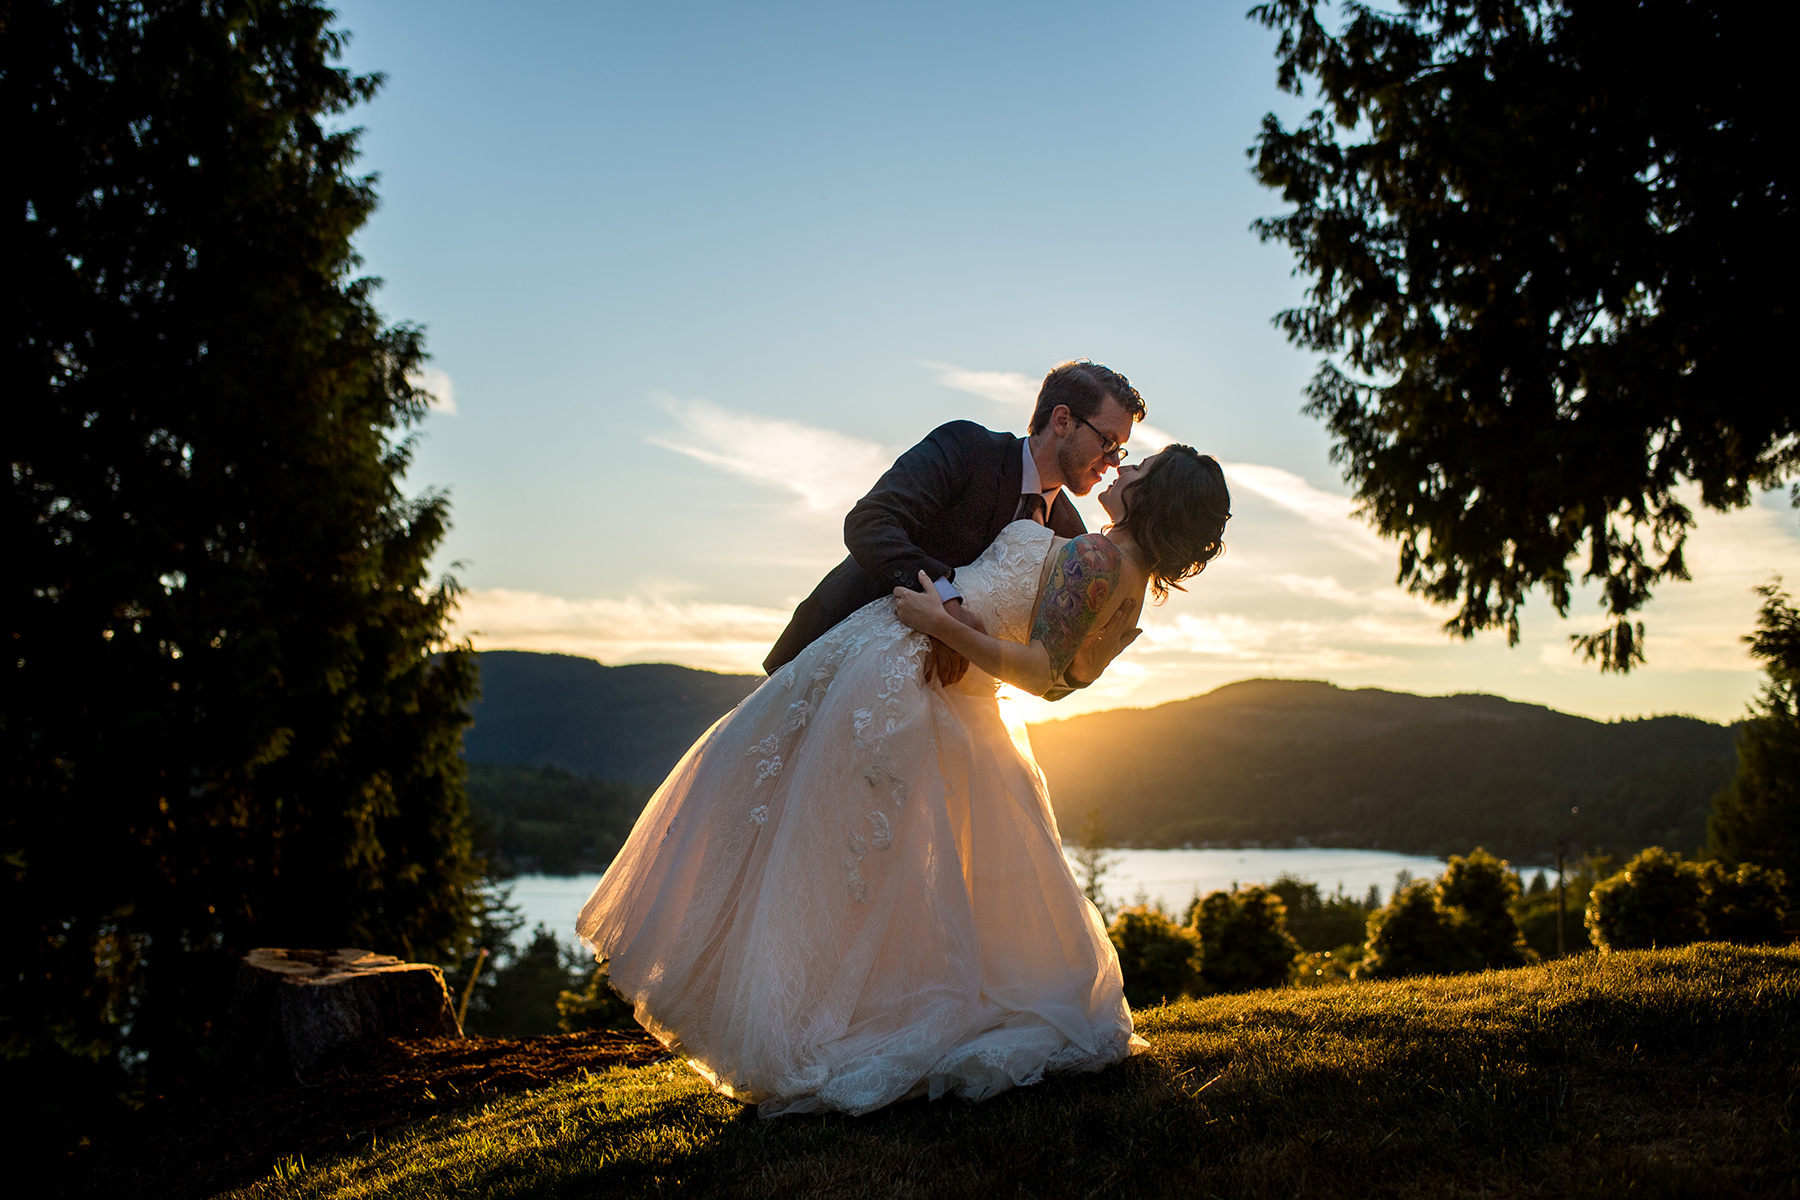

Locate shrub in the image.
[1587,847,1789,951]
[1108,905,1202,1008]
[557,962,639,1033]
[1189,887,1301,992]
[1587,847,1710,951]
[1358,880,1480,979]
[1295,944,1364,986]
[1358,848,1536,978]
[1700,862,1790,945]
[1438,848,1534,968]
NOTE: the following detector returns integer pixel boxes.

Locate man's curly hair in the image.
[1028,360,1146,435]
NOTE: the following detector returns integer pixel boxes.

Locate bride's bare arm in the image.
[892,535,1129,697]
[893,572,1057,694]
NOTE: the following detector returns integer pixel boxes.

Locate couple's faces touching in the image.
[1097,450,1158,523]
[1053,395,1137,497]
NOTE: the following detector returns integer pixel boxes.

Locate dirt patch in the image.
[57,1029,671,1200]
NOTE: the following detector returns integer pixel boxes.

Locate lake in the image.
[506,846,1447,956]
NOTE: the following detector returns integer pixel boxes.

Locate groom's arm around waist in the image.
[844,420,990,590]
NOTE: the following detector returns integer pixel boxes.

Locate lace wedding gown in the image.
[576,520,1145,1116]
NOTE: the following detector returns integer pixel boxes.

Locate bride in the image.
[577,445,1231,1116]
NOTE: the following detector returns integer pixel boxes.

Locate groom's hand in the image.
[928,599,985,687]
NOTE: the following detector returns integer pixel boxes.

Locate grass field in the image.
[223,944,1798,1199]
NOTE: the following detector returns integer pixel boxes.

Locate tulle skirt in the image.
[576,596,1143,1116]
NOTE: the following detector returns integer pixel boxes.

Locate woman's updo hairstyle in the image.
[1114,445,1230,601]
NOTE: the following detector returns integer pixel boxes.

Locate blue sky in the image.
[335,0,1795,725]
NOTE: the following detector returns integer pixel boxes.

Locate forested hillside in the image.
[1030,679,1738,862]
[466,651,761,784]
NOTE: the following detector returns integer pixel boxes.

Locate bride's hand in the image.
[1066,597,1142,686]
[892,570,949,635]
[893,571,982,685]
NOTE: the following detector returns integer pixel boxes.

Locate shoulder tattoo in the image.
[1029,534,1125,679]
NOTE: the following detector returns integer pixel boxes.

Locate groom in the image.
[763,360,1145,694]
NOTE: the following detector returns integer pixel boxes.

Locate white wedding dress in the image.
[576,520,1145,1116]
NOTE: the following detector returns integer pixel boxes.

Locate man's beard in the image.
[1057,439,1098,496]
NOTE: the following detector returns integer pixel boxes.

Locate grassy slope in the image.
[228,945,1798,1200]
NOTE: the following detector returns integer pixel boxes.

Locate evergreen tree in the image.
[557,961,639,1034]
[1189,886,1301,993]
[473,926,580,1038]
[4,0,477,1134]
[1709,581,1800,898]
[1250,0,1793,670]
[1107,906,1202,1009]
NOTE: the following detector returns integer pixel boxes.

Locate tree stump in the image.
[225,948,461,1082]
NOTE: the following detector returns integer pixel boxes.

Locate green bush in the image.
[1358,880,1479,979]
[557,963,639,1033]
[1587,847,1710,951]
[1587,847,1789,951]
[1358,848,1535,978]
[1700,862,1790,945]
[1438,848,1534,968]
[1107,905,1202,1008]
[1189,886,1301,992]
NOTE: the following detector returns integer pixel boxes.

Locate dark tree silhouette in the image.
[4,0,477,1136]
[1250,0,1793,670]
[1709,582,1800,899]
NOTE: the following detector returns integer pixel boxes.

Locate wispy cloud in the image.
[1221,462,1386,560]
[925,362,1039,408]
[407,367,457,415]
[453,587,787,674]
[646,396,893,514]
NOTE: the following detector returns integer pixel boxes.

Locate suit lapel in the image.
[991,433,1026,534]
[1047,490,1086,537]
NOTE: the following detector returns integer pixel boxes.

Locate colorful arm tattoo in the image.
[1029,534,1125,681]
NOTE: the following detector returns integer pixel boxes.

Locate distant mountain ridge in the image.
[465,651,760,785]
[1028,679,1738,861]
[463,653,1738,862]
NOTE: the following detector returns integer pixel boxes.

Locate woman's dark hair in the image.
[1114,445,1230,600]
[1028,360,1146,435]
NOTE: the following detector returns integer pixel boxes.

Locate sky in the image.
[333,0,1795,727]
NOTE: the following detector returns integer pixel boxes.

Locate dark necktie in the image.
[1015,492,1048,525]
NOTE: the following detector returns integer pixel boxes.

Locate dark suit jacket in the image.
[763,421,1084,673]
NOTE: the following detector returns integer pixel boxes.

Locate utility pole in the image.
[1555,840,1568,958]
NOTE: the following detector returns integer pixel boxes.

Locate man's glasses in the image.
[1073,413,1129,462]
